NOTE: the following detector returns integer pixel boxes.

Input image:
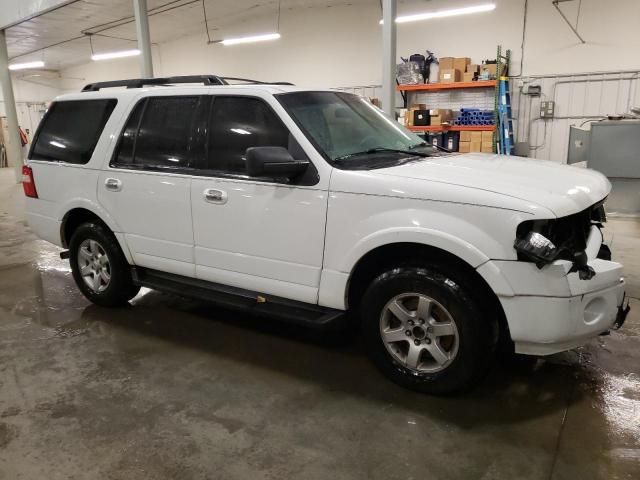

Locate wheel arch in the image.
[345,241,512,348]
[60,206,133,264]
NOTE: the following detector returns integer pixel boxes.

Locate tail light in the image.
[22,165,38,198]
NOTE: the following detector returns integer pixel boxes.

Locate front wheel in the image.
[361,266,492,394]
[69,222,140,307]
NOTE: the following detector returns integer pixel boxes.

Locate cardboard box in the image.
[460,131,472,142]
[481,131,494,143]
[429,108,454,125]
[453,57,471,74]
[466,64,480,73]
[470,131,483,143]
[481,63,503,78]
[439,68,461,83]
[406,108,415,126]
[470,141,482,152]
[429,109,454,125]
[413,110,430,126]
[410,103,427,110]
[458,141,471,153]
[463,72,475,82]
[429,108,452,116]
[431,115,452,126]
[439,57,454,70]
[481,142,494,153]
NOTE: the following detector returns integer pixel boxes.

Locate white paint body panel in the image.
[191,177,327,302]
[23,85,626,358]
[97,169,195,277]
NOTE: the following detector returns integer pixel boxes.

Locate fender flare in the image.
[57,198,134,263]
[342,227,492,272]
[319,227,516,310]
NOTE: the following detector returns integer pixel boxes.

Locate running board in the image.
[131,267,346,330]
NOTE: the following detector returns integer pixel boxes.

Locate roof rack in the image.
[81,75,294,92]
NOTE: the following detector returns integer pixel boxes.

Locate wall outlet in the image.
[540,101,555,118]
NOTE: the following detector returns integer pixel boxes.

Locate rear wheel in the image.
[361,266,492,394]
[69,222,139,307]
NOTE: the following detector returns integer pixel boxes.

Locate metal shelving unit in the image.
[406,125,495,133]
[396,80,497,92]
[396,46,510,151]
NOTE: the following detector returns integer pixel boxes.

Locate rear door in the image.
[98,95,202,277]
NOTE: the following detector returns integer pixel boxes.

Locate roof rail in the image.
[81,75,294,92]
[222,76,294,86]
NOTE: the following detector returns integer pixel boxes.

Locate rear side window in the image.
[112,96,200,169]
[30,99,117,164]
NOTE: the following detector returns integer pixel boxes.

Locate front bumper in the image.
[479,223,629,355]
[499,272,626,355]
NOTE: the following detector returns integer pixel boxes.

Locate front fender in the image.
[344,226,491,271]
[320,194,525,310]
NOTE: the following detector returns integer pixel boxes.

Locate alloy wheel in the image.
[379,292,459,373]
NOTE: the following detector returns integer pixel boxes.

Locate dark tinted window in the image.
[113,96,200,169]
[205,97,289,173]
[30,99,117,164]
[115,99,144,165]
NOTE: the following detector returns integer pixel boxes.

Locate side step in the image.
[131,267,346,330]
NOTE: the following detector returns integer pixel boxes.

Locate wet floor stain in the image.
[0,171,639,479]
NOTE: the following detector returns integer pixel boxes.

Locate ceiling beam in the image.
[0,0,78,30]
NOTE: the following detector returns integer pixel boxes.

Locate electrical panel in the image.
[540,101,555,119]
[522,84,541,96]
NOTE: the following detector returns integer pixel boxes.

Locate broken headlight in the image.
[514,201,605,279]
[514,231,559,267]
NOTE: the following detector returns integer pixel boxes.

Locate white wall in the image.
[0,76,61,138]
[57,0,640,93]
[14,0,640,162]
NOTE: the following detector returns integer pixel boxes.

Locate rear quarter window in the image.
[29,99,117,164]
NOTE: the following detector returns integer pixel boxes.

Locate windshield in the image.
[277,91,432,164]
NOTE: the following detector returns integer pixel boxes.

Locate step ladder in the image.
[497,76,514,155]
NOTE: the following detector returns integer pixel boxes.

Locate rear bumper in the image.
[25,211,62,247]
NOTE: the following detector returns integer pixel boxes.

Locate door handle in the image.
[204,188,227,204]
[104,178,122,192]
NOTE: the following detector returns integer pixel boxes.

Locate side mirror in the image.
[245,146,309,179]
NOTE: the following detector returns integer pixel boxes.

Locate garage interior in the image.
[0,0,639,478]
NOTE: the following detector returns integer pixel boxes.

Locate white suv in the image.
[23,75,629,394]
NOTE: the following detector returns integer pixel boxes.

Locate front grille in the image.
[516,199,606,262]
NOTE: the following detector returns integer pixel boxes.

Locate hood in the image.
[369,153,610,217]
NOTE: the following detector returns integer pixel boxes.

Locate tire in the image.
[69,221,139,307]
[361,266,492,395]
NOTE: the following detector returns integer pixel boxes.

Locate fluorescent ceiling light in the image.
[380,3,496,24]
[9,61,45,71]
[221,33,280,46]
[91,49,141,61]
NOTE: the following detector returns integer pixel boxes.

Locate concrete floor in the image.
[1,168,639,480]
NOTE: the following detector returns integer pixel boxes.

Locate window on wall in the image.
[29,99,117,164]
[204,96,290,174]
[113,96,200,169]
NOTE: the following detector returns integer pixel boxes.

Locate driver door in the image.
[190,95,327,304]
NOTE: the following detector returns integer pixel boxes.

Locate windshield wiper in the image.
[334,147,430,162]
[409,141,452,153]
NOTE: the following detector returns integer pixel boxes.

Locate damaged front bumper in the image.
[614,292,631,330]
[480,224,629,356]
